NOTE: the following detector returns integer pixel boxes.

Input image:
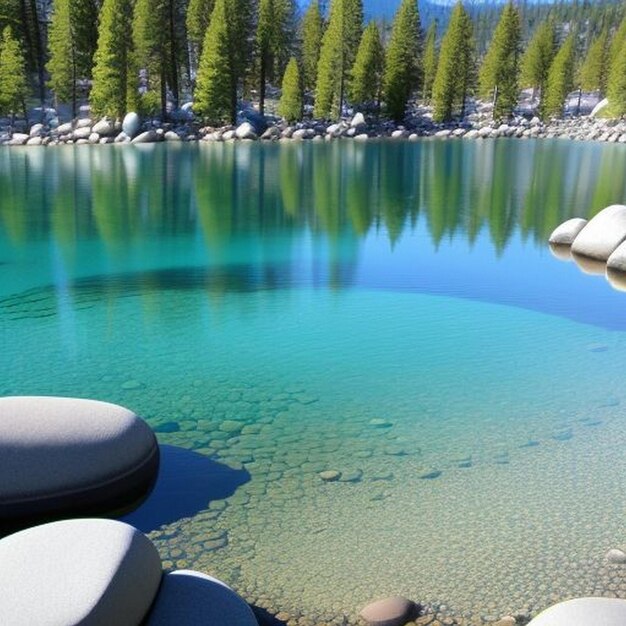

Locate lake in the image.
[2,139,626,624]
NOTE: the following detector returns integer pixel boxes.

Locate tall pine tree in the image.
[432,1,475,122]
[383,0,421,123]
[301,0,323,93]
[579,27,609,94]
[278,56,302,122]
[90,0,136,118]
[479,1,521,120]
[314,0,363,119]
[350,21,384,110]
[186,0,214,71]
[520,19,556,102]
[607,36,626,116]
[422,21,438,102]
[542,33,575,119]
[0,26,28,120]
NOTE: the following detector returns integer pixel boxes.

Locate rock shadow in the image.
[121,445,250,533]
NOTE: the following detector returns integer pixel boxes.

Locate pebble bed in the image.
[3,280,626,626]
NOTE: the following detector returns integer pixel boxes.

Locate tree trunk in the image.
[259,53,266,115]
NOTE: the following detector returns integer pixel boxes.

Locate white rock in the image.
[131,130,158,144]
[571,204,626,261]
[235,122,257,140]
[29,123,44,137]
[606,548,626,564]
[123,112,141,138]
[391,129,408,139]
[222,130,236,141]
[145,570,258,626]
[350,112,366,128]
[292,128,312,140]
[326,123,341,136]
[465,129,480,139]
[93,118,117,137]
[89,132,100,144]
[0,396,159,520]
[452,128,466,137]
[360,597,416,626]
[164,131,181,141]
[76,117,92,128]
[408,133,419,141]
[591,98,609,118]
[354,133,369,142]
[8,133,28,145]
[435,129,452,138]
[99,137,114,144]
[548,218,588,245]
[0,519,162,626]
[56,122,73,135]
[73,126,92,140]
[115,132,130,143]
[26,136,43,146]
[607,241,626,273]
[478,126,492,138]
[530,116,541,126]
[528,598,626,626]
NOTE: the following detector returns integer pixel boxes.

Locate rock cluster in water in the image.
[549,205,626,288]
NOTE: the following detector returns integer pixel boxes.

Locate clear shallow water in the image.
[2,140,626,624]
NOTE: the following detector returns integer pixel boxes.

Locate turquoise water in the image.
[2,140,626,624]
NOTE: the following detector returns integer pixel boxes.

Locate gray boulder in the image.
[93,118,117,137]
[548,218,588,245]
[115,132,130,143]
[131,130,158,144]
[528,598,626,626]
[26,136,43,146]
[56,122,73,135]
[607,241,626,273]
[0,396,159,520]
[145,570,258,626]
[350,112,366,129]
[360,597,416,626]
[571,204,626,260]
[235,122,257,140]
[76,117,93,128]
[29,123,44,137]
[122,112,141,138]
[8,133,28,146]
[0,518,162,626]
[164,130,182,141]
[89,132,100,144]
[73,126,92,140]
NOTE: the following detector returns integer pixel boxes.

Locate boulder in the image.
[122,112,141,138]
[164,131,182,141]
[235,122,257,140]
[354,133,369,142]
[465,129,480,139]
[76,117,93,128]
[607,241,626,273]
[391,129,409,139]
[145,570,258,626]
[571,205,626,260]
[115,132,130,143]
[93,118,117,137]
[131,130,158,144]
[606,548,626,564]
[0,396,159,521]
[26,136,43,146]
[222,130,237,141]
[89,132,100,144]
[56,122,73,135]
[435,129,452,138]
[350,112,366,129]
[8,133,28,146]
[548,218,588,245]
[0,518,162,626]
[73,126,92,140]
[360,597,416,626]
[29,123,44,137]
[528,598,626,626]
[292,128,313,140]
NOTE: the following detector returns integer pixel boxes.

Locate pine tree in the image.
[432,1,475,122]
[579,27,609,94]
[256,0,275,114]
[607,36,626,116]
[186,0,214,68]
[520,19,556,102]
[422,21,438,102]
[609,15,626,73]
[0,26,29,120]
[278,56,302,122]
[350,21,384,109]
[90,0,136,118]
[383,0,421,123]
[47,0,74,111]
[195,0,232,123]
[301,0,323,93]
[542,34,576,119]
[314,0,363,119]
[479,1,521,120]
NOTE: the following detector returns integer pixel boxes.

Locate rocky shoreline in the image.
[3,107,626,147]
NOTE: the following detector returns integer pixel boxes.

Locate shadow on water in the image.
[121,445,250,533]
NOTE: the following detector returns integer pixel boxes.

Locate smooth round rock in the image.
[122,112,141,138]
[607,239,626,273]
[145,570,258,626]
[528,598,626,625]
[0,518,162,626]
[360,596,416,626]
[606,548,626,564]
[571,204,626,260]
[548,218,588,245]
[0,396,159,520]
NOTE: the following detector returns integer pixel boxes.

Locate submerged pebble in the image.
[318,470,341,482]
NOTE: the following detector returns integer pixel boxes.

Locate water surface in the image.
[2,139,626,624]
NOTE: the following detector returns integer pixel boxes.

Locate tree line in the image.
[0,0,626,125]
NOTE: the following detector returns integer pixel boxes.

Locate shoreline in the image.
[3,113,626,148]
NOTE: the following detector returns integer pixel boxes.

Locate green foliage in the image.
[609,15,626,72]
[278,56,302,122]
[479,1,521,120]
[520,19,556,97]
[432,1,475,122]
[314,0,363,119]
[383,0,421,123]
[46,0,74,105]
[350,21,384,108]
[195,0,232,123]
[133,0,164,105]
[90,0,136,118]
[579,27,610,94]
[301,0,323,93]
[0,26,28,117]
[186,0,214,60]
[542,34,576,119]
[422,21,438,102]
[607,36,626,117]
